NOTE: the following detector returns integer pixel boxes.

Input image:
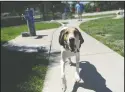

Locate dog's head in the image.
[59,27,84,52]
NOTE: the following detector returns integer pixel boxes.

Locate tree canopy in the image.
[1,1,62,13]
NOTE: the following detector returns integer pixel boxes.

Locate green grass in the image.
[1,22,61,42]
[1,46,49,92]
[83,13,116,18]
[80,17,124,56]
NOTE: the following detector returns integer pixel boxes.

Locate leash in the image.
[48,22,65,61]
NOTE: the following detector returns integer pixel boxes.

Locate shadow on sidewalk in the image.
[35,35,48,39]
[2,41,48,53]
[1,46,49,92]
[71,61,112,92]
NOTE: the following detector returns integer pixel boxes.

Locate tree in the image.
[94,1,124,11]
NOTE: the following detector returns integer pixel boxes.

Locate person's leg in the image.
[77,13,79,21]
[78,12,80,21]
[80,12,83,21]
[65,12,67,19]
[78,14,80,21]
[79,14,81,21]
[82,10,84,20]
[80,13,82,21]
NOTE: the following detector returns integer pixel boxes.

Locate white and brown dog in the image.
[59,27,84,92]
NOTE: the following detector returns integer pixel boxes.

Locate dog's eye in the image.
[65,31,69,34]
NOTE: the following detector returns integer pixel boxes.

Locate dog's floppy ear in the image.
[75,28,84,47]
[59,29,65,46]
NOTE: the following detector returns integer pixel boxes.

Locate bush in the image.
[1,17,26,27]
[85,3,96,13]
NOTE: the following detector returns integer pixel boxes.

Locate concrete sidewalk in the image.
[2,16,124,92]
[3,28,58,52]
[42,19,124,92]
[74,10,122,17]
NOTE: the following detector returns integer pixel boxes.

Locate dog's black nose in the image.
[69,38,75,43]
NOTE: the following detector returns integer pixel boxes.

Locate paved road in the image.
[42,18,124,92]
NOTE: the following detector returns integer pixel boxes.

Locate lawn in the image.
[80,17,124,56]
[83,13,116,18]
[1,22,61,92]
[1,22,61,43]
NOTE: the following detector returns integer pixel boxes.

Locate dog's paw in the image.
[69,61,73,66]
[61,76,67,92]
[62,85,67,92]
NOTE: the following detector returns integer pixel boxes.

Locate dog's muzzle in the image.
[69,38,76,52]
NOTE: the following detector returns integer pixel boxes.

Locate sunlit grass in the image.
[1,22,61,42]
[80,17,124,56]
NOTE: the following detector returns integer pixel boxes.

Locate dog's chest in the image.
[63,50,77,58]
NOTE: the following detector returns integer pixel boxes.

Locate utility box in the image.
[24,8,36,36]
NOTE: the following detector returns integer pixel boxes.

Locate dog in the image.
[59,27,84,92]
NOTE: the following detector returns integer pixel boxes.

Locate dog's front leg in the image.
[75,52,81,82]
[68,58,73,66]
[60,57,67,92]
